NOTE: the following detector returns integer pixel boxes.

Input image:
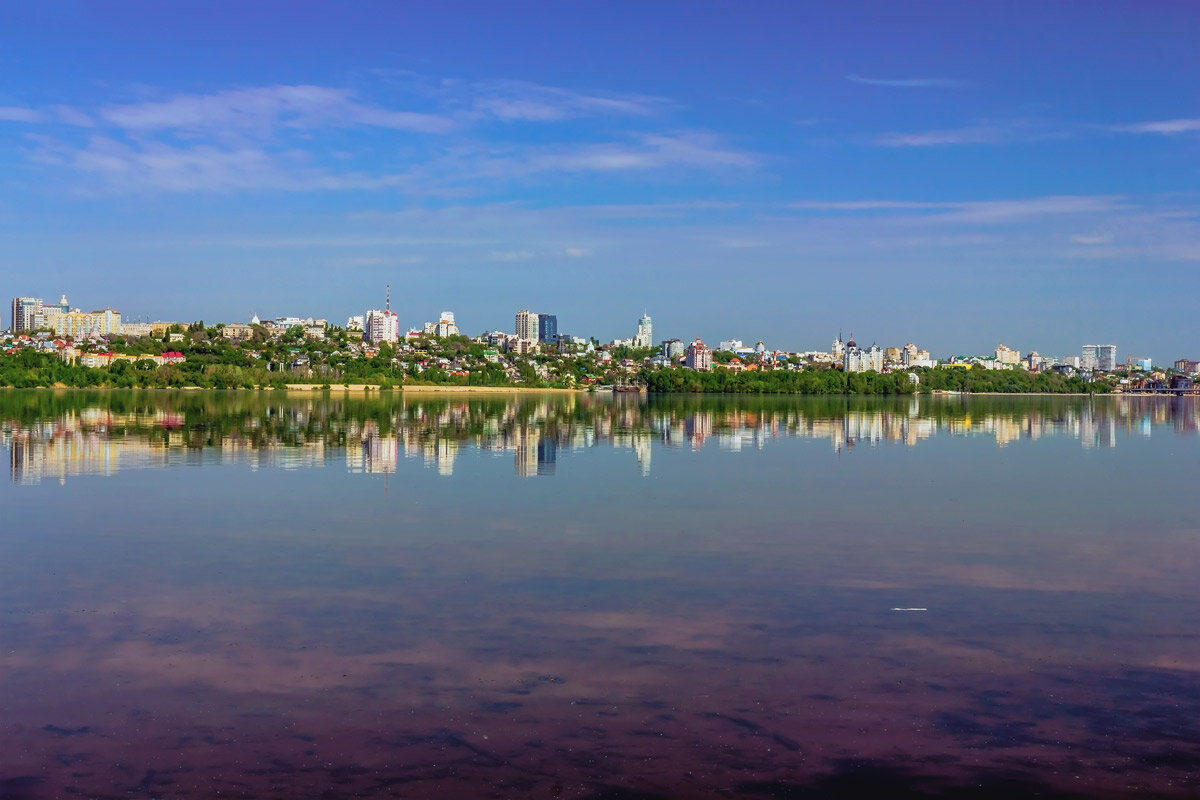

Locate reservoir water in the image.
[2,390,1198,798]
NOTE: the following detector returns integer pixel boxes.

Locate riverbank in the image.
[282,383,584,393]
[399,384,584,394]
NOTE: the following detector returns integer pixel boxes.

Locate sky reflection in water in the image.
[2,391,1199,799]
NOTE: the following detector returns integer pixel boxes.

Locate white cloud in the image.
[791,195,1128,224]
[490,250,535,261]
[0,106,44,123]
[100,85,454,137]
[875,119,1069,148]
[34,136,416,193]
[52,106,94,127]
[564,247,591,257]
[846,74,967,88]
[471,79,665,122]
[1111,118,1200,135]
[520,132,755,174]
[1070,233,1114,245]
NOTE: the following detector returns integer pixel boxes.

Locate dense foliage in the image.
[640,365,918,394]
[1,336,1109,394]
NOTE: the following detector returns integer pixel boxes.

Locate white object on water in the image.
[890,607,928,612]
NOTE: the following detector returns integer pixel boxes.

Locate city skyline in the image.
[1,2,1197,356]
[2,287,1174,365]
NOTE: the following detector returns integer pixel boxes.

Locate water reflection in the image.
[3,391,1198,484]
[3,390,1200,798]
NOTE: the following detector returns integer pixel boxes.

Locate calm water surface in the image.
[2,390,1199,799]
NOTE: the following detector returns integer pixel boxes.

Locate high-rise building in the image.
[634,313,653,348]
[515,309,537,342]
[54,309,123,338]
[537,313,557,344]
[843,336,884,373]
[1098,344,1118,371]
[364,285,399,344]
[1082,344,1118,371]
[685,339,713,371]
[995,344,1021,365]
[39,295,70,332]
[11,297,43,332]
[436,311,459,338]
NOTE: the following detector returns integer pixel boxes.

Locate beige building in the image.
[54,308,122,338]
[151,322,182,337]
[121,322,153,338]
[995,343,1021,365]
[515,309,537,342]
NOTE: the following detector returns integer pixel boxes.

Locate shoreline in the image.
[0,385,1171,398]
[398,384,584,394]
[282,383,583,394]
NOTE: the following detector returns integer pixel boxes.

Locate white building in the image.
[515,309,537,342]
[634,313,653,348]
[1081,344,1118,371]
[437,311,459,338]
[843,337,884,373]
[718,339,743,352]
[364,309,399,344]
[364,286,400,344]
[832,333,846,362]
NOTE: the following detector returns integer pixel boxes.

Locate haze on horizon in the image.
[1,1,1196,359]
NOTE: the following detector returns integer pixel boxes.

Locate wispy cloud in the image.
[15,76,751,195]
[32,136,415,193]
[792,195,1128,224]
[847,74,967,88]
[470,79,665,122]
[1110,118,1200,135]
[1070,233,1114,245]
[100,84,455,137]
[876,125,1010,147]
[0,106,44,123]
[520,132,755,174]
[51,105,94,127]
[490,249,535,261]
[875,119,1068,147]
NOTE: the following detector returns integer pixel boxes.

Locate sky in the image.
[1,0,1197,358]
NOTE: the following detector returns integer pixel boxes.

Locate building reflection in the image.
[3,394,1197,484]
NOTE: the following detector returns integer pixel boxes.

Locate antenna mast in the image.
[386,283,391,313]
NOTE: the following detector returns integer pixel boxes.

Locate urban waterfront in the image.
[2,390,1199,798]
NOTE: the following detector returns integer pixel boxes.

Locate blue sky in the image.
[1,1,1197,359]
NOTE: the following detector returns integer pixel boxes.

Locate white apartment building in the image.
[364,308,399,344]
[843,338,884,373]
[634,313,653,348]
[515,309,538,342]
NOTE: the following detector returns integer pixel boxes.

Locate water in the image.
[2,390,1198,798]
